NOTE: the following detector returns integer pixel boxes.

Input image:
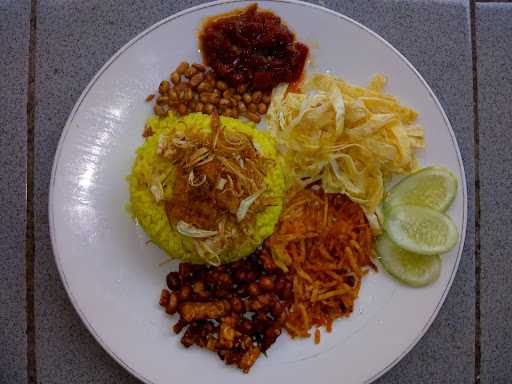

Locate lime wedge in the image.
[376,234,441,287]
[384,205,458,255]
[384,166,458,212]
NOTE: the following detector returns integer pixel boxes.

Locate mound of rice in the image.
[128,112,285,264]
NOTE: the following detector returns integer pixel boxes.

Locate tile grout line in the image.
[25,0,38,383]
[469,1,482,383]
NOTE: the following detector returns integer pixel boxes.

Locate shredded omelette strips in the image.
[265,187,375,338]
[267,73,425,233]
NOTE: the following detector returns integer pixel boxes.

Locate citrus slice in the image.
[384,205,458,255]
[376,234,441,287]
[384,166,457,212]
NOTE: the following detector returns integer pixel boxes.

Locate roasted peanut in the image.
[197,81,211,92]
[174,82,188,92]
[176,61,189,75]
[199,92,210,104]
[231,108,240,119]
[190,72,205,87]
[194,102,204,113]
[216,80,228,91]
[206,72,216,85]
[237,101,247,113]
[159,80,170,94]
[170,72,181,85]
[192,63,206,72]
[200,93,219,105]
[153,104,166,117]
[177,103,188,116]
[204,103,216,114]
[209,93,220,105]
[219,98,231,108]
[252,91,262,103]
[242,93,252,104]
[248,103,258,113]
[185,88,193,101]
[185,66,198,79]
[246,111,261,123]
[156,95,169,104]
[169,90,178,101]
[222,89,233,99]
[237,84,248,94]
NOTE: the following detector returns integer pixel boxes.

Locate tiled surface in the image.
[4,0,512,383]
[31,1,476,383]
[0,1,30,383]
[476,4,512,383]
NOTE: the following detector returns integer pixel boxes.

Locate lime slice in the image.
[376,234,441,287]
[384,166,458,212]
[385,205,458,255]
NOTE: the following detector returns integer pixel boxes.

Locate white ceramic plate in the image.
[50,1,467,383]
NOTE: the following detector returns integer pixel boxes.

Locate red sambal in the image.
[199,4,309,90]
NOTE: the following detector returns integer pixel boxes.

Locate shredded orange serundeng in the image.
[265,186,376,339]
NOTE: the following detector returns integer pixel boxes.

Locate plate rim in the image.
[48,1,468,383]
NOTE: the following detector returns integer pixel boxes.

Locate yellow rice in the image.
[128,112,285,264]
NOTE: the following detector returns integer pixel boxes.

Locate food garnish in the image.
[384,166,458,212]
[237,190,265,222]
[376,234,441,287]
[384,205,458,255]
[376,166,459,286]
[176,221,219,238]
[267,73,425,232]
